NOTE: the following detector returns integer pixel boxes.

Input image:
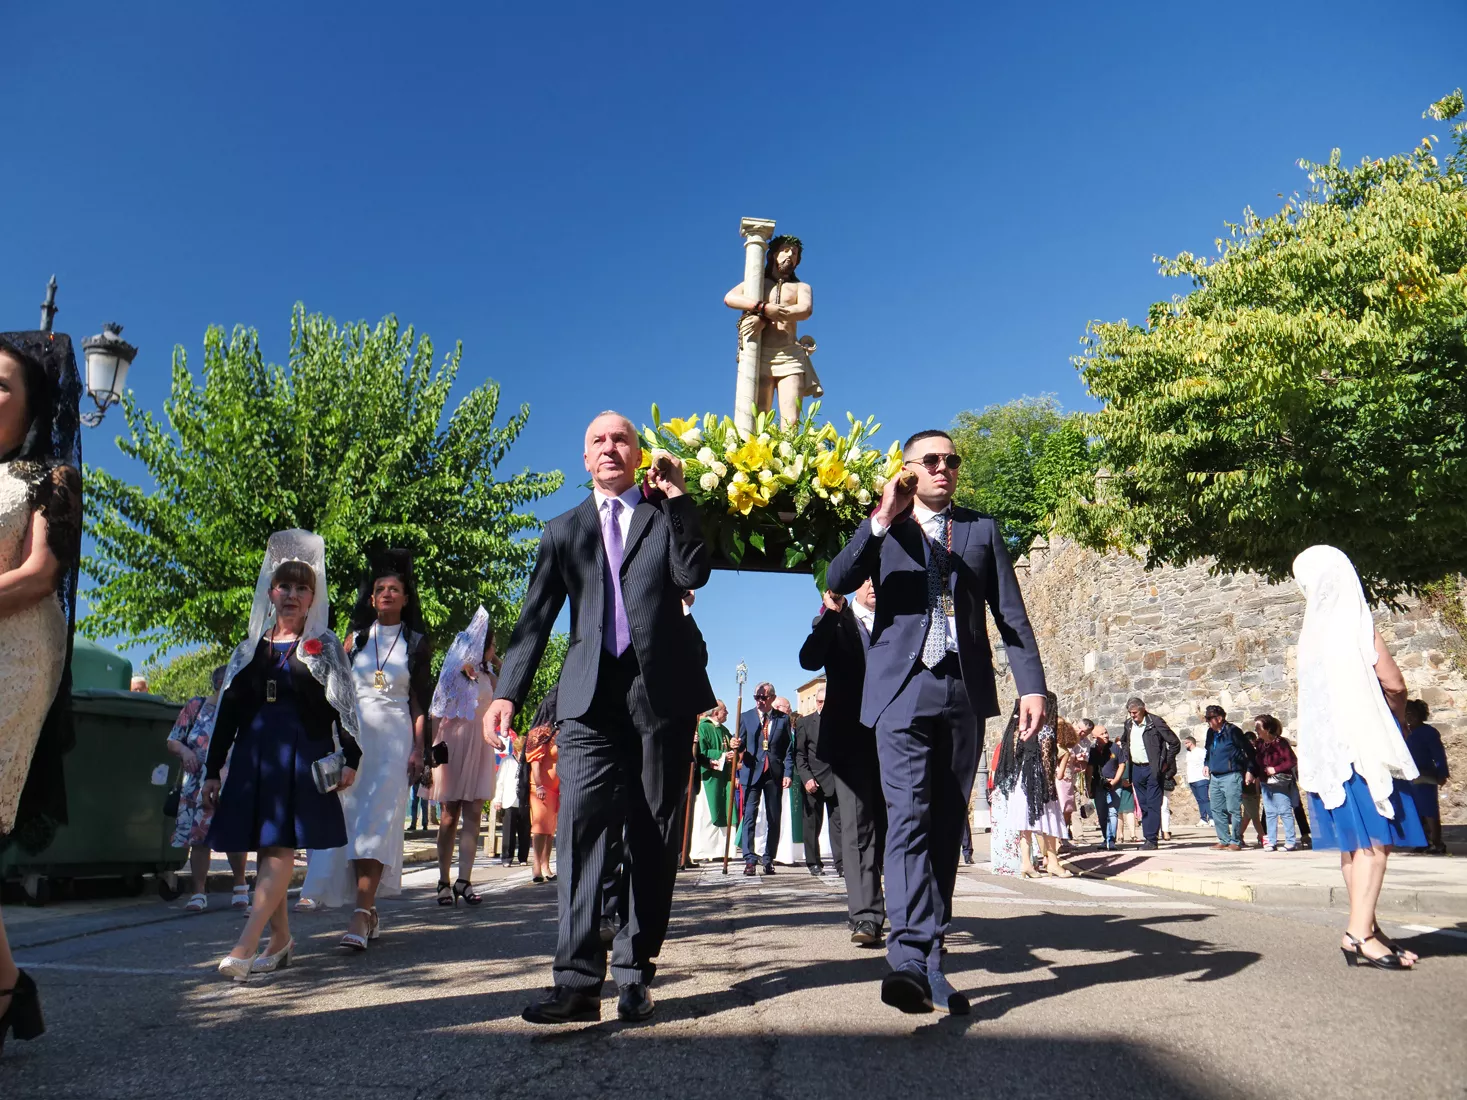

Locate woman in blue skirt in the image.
[202,530,364,980]
[1292,546,1426,971]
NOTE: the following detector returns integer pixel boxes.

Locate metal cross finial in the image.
[40,276,58,333]
[735,660,748,686]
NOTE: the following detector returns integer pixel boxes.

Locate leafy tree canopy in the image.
[1060,92,1467,601]
[84,305,564,651]
[141,645,230,704]
[949,395,1095,556]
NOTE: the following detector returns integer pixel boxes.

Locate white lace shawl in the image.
[431,606,490,720]
[1292,545,1417,816]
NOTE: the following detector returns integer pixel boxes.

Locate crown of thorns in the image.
[768,234,803,252]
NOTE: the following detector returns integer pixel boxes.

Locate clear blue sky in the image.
[3,3,1462,707]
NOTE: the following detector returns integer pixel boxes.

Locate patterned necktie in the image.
[921,510,951,668]
[602,498,631,656]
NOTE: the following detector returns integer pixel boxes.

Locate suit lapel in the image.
[621,497,657,572]
[950,508,972,563]
[576,496,606,631]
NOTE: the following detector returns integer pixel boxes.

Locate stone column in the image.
[734,217,776,436]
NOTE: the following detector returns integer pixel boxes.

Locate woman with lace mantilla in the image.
[0,334,83,1053]
[203,530,363,980]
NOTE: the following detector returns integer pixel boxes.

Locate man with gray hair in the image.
[1121,696,1181,850]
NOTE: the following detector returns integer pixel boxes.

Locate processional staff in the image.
[721,659,747,874]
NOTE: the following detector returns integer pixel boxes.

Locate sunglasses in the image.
[905,453,962,473]
[753,692,772,701]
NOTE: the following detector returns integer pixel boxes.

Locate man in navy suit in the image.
[734,681,794,875]
[827,429,1047,1015]
[799,579,886,945]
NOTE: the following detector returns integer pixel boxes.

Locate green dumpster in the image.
[0,689,188,904]
[70,637,134,691]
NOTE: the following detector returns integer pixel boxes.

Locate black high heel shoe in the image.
[1340,933,1410,970]
[0,970,45,1054]
[453,879,482,906]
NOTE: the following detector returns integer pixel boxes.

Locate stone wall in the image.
[988,536,1466,823]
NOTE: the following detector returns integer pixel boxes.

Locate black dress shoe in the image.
[808,865,823,877]
[616,982,656,1022]
[743,863,756,877]
[962,851,974,865]
[851,919,883,946]
[599,918,616,946]
[1141,839,1159,850]
[0,969,44,1050]
[880,968,933,1014]
[762,863,776,875]
[522,986,602,1025]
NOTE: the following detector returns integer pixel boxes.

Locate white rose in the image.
[757,432,771,445]
[779,441,793,459]
[845,473,860,491]
[732,471,749,484]
[697,446,716,465]
[769,457,784,473]
[831,491,844,505]
[711,461,728,478]
[698,471,719,492]
[873,476,888,493]
[680,428,702,445]
[758,470,776,485]
[857,488,872,505]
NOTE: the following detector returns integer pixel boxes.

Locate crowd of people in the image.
[0,361,1453,1051]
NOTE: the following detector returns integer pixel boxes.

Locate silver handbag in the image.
[311,722,347,794]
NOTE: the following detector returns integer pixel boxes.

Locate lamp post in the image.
[80,323,138,427]
[36,278,139,427]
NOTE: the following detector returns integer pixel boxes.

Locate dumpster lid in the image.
[71,688,188,721]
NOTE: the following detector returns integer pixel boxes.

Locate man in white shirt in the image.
[1182,734,1212,826]
[828,429,1048,1017]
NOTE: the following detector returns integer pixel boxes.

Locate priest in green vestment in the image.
[690,701,734,861]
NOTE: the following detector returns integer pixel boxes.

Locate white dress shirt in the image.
[852,601,875,637]
[1126,718,1150,765]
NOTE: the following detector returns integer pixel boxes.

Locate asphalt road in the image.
[5,856,1465,1099]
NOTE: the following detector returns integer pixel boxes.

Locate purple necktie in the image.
[602,498,631,656]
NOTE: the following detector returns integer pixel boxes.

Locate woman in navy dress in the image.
[1404,699,1450,855]
[202,531,363,980]
[1292,546,1426,971]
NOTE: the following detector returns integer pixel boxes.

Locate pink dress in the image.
[428,673,499,803]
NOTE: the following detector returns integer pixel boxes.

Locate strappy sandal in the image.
[368,908,382,941]
[339,908,372,951]
[453,879,483,906]
[1340,933,1410,970]
[436,879,455,906]
[185,893,208,913]
[231,885,251,910]
[1373,923,1419,963]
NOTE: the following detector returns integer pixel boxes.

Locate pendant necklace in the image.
[374,621,403,691]
[266,626,300,703]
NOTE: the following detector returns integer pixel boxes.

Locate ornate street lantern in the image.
[80,322,137,427]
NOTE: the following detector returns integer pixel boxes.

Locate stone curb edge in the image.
[1069,861,1467,918]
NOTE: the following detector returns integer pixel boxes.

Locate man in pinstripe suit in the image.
[490,412,715,1024]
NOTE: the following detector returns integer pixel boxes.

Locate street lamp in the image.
[79,323,138,427]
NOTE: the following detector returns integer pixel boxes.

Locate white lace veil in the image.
[431,606,490,720]
[210,529,362,746]
[1292,545,1416,814]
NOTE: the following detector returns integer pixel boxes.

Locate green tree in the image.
[949,395,1095,555]
[1060,91,1467,601]
[141,646,231,704]
[84,305,564,649]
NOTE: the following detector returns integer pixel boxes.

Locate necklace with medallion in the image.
[265,626,301,703]
[373,621,403,691]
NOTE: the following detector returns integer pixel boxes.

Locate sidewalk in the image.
[1064,822,1467,918]
[185,835,447,892]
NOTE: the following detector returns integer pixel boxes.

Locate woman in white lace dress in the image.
[0,334,82,1053]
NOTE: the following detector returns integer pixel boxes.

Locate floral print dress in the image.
[168,696,219,849]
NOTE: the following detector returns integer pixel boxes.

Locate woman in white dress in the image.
[302,550,432,950]
[0,334,82,1053]
[427,607,504,905]
[991,694,1072,879]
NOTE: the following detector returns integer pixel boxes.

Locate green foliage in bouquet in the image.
[640,402,902,591]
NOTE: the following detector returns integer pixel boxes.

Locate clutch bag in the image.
[312,750,346,794]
